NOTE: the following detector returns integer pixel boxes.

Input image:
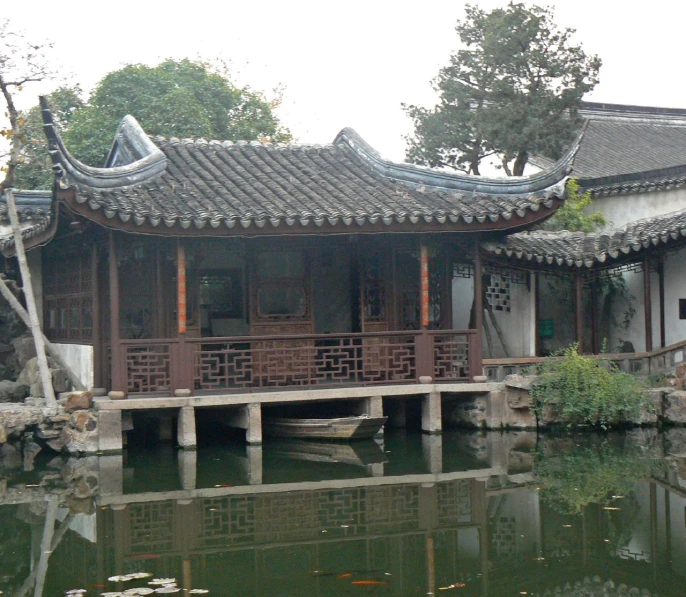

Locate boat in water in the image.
[263,415,387,440]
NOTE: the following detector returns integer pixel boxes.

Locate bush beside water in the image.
[530,345,652,428]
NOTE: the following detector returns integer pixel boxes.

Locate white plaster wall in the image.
[52,343,94,389]
[602,248,686,352]
[452,276,474,330]
[662,249,686,346]
[588,187,686,229]
[587,188,686,352]
[452,274,535,358]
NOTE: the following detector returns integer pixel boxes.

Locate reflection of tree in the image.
[535,438,662,515]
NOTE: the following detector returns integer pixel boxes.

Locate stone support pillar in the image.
[98,410,123,453]
[246,403,262,445]
[177,406,197,449]
[357,395,384,435]
[421,391,442,434]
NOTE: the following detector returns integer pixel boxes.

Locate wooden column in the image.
[575,269,584,353]
[108,232,123,392]
[420,243,430,328]
[534,272,540,357]
[175,241,194,393]
[177,241,187,336]
[472,241,484,378]
[659,251,666,348]
[92,244,101,388]
[590,276,600,354]
[644,254,653,352]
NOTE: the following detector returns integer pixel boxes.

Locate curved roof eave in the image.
[334,123,584,196]
[40,96,167,189]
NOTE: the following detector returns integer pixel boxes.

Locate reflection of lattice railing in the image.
[366,485,420,533]
[432,333,471,381]
[123,342,172,393]
[128,502,175,554]
[437,480,472,525]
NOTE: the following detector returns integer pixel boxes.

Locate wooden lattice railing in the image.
[115,329,478,395]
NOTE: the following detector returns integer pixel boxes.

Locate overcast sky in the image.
[5,0,686,163]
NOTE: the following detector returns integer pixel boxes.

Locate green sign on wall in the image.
[539,319,554,338]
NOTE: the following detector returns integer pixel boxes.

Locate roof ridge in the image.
[153,135,336,151]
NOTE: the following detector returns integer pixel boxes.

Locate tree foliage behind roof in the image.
[403,2,601,176]
[14,58,292,188]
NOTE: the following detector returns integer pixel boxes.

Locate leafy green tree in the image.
[542,179,605,232]
[404,3,601,176]
[13,86,83,189]
[15,58,291,182]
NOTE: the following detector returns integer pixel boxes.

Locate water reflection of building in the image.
[9,431,686,596]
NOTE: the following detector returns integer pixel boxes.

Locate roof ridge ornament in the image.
[40,97,168,190]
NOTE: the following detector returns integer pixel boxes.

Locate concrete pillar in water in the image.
[178,449,197,490]
[422,434,443,474]
[421,391,442,434]
[357,395,384,435]
[177,406,197,449]
[246,445,263,484]
[98,410,123,453]
[98,454,124,496]
[246,403,262,445]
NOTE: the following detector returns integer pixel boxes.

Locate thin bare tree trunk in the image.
[483,316,494,358]
[6,190,56,404]
[486,303,510,358]
[0,277,86,390]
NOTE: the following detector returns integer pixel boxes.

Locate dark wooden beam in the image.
[591,278,599,354]
[644,254,653,352]
[108,232,122,392]
[659,251,666,348]
[575,269,584,353]
[534,272,540,357]
[91,244,101,388]
[472,242,484,378]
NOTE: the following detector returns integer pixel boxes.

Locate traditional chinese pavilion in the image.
[13,97,577,404]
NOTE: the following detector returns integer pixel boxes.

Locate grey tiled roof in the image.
[0,190,53,253]
[40,98,576,233]
[532,102,686,196]
[482,208,686,268]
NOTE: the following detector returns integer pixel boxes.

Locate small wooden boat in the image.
[263,415,387,440]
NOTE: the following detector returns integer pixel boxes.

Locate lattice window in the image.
[485,273,511,312]
[43,245,93,343]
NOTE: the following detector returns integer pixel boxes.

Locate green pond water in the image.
[1,427,685,597]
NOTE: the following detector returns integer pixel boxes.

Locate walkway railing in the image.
[483,338,686,382]
[113,329,478,395]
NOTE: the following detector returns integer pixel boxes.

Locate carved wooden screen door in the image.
[359,249,390,373]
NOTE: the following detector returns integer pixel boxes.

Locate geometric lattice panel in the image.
[485,274,511,312]
[128,502,175,554]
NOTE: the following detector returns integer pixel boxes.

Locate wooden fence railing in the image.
[113,329,478,395]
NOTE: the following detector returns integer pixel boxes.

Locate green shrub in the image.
[530,345,651,427]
